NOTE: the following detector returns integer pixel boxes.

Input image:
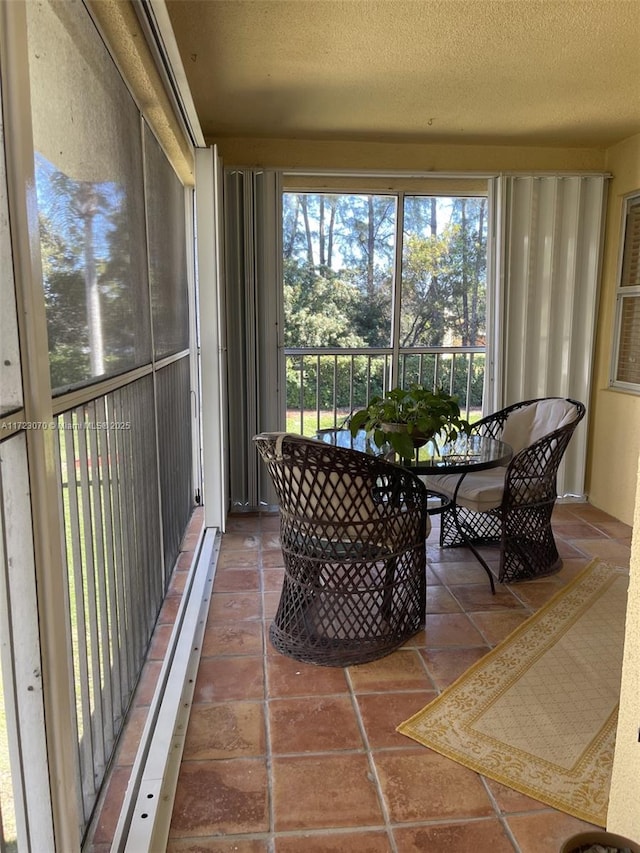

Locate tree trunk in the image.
[319,196,326,266]
[367,197,375,296]
[284,195,300,259]
[471,199,485,346]
[461,199,470,346]
[301,196,314,265]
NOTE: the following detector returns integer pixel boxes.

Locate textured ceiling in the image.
[165,0,640,148]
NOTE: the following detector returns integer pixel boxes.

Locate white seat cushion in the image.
[501,399,578,455]
[427,400,578,514]
[427,468,507,512]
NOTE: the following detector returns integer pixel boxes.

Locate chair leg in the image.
[449,501,496,594]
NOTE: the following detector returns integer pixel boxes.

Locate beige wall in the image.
[596,133,640,838]
[608,452,640,839]
[587,132,640,526]
[213,136,605,173]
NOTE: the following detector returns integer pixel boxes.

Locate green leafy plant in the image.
[349,385,471,460]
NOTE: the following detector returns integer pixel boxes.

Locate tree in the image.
[283,261,366,348]
[35,153,150,390]
[400,196,487,347]
[282,192,395,348]
[282,190,488,416]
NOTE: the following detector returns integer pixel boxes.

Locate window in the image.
[282,190,487,433]
[612,194,640,389]
[27,0,152,394]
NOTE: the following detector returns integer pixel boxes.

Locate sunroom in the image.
[0,1,639,851]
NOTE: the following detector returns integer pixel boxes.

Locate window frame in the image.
[611,191,640,393]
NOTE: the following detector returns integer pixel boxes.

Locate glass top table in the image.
[315,428,512,475]
[315,428,513,595]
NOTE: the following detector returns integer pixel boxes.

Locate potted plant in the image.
[560,830,640,852]
[348,385,471,461]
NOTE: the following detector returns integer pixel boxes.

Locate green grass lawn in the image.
[286,408,483,436]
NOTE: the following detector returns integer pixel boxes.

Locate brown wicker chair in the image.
[254,432,430,666]
[429,398,586,584]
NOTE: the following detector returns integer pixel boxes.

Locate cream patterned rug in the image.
[397,559,629,826]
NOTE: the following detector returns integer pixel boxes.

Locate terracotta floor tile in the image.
[177,550,195,569]
[589,520,632,540]
[373,748,494,823]
[224,514,263,533]
[431,559,497,585]
[425,563,441,584]
[183,702,265,759]
[419,646,489,690]
[207,592,262,623]
[356,691,436,749]
[266,654,349,698]
[261,531,282,549]
[449,583,523,611]
[483,777,551,814]
[170,759,268,836]
[272,753,384,831]
[348,649,432,692]
[132,659,162,707]
[89,766,131,843]
[263,590,280,619]
[169,568,189,593]
[115,705,148,765]
[393,818,516,852]
[194,656,264,703]
[260,514,281,531]
[269,695,364,754]
[553,521,604,539]
[216,551,260,570]
[263,567,285,591]
[213,568,260,592]
[262,549,285,567]
[275,831,392,852]
[220,533,260,551]
[505,810,600,853]
[469,610,532,646]
[426,584,462,613]
[167,839,269,852]
[148,622,174,659]
[558,539,589,560]
[423,612,487,648]
[507,580,567,609]
[570,538,631,566]
[181,532,201,552]
[202,621,264,657]
[564,504,617,524]
[555,558,592,583]
[427,544,484,563]
[158,593,181,624]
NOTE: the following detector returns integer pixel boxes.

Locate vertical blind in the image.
[499,174,607,498]
[224,170,281,509]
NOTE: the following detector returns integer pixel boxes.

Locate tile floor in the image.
[90,501,633,852]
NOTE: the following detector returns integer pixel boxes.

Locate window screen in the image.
[26,0,152,394]
[143,124,189,360]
